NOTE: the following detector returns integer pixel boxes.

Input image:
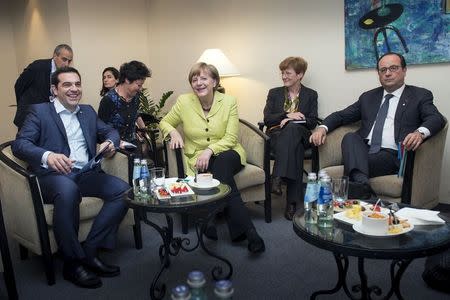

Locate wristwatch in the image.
[416,129,426,139]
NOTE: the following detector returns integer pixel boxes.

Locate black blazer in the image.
[263,85,318,130]
[323,85,445,142]
[14,59,52,128]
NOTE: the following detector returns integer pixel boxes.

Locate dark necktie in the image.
[369,94,394,154]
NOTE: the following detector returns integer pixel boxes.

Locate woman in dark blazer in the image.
[263,56,318,220]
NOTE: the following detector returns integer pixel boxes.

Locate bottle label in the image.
[304,184,317,203]
[318,186,332,204]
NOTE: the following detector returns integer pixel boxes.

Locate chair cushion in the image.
[322,165,402,198]
[234,163,265,190]
[44,197,104,226]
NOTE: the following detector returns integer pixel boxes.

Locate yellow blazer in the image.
[160,91,246,176]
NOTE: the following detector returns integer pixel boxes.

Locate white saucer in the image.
[352,223,414,237]
[188,179,220,190]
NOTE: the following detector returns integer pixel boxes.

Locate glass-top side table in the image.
[293,210,450,300]
[125,184,231,300]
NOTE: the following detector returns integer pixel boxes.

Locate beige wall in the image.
[3,0,450,203]
[67,0,151,109]
[0,1,19,142]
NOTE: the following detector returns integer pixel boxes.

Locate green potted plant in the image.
[138,88,173,139]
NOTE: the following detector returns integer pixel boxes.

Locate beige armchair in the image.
[165,119,271,233]
[317,120,448,208]
[0,141,140,285]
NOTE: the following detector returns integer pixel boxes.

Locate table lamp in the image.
[197,48,240,93]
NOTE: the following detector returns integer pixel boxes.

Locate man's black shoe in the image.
[82,256,120,277]
[348,182,376,200]
[63,263,102,289]
[247,228,265,254]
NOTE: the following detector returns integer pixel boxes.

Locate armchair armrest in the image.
[101,149,132,184]
[239,119,269,170]
[405,121,448,208]
[318,123,359,169]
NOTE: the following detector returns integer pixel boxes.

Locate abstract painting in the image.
[345,0,450,69]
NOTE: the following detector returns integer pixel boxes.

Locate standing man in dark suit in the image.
[14,44,73,128]
[310,52,445,198]
[263,56,318,220]
[12,67,129,289]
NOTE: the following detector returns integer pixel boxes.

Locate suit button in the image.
[207,138,210,142]
[206,119,209,123]
[205,128,209,132]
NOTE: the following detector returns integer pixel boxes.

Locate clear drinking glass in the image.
[332,176,349,203]
[150,167,165,191]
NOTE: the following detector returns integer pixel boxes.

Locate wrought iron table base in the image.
[136,203,232,300]
[311,253,413,300]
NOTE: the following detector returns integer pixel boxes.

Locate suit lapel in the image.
[367,88,384,128]
[394,86,409,140]
[77,106,96,158]
[49,103,68,142]
[207,92,224,118]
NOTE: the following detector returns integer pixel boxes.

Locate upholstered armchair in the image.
[317,120,448,208]
[0,141,141,285]
[165,119,271,233]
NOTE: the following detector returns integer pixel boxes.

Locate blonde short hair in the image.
[188,62,220,91]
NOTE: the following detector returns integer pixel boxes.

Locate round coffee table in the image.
[293,209,450,300]
[125,184,231,300]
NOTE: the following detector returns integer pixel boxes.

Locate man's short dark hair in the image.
[51,66,81,86]
[118,60,151,84]
[377,52,407,70]
[53,44,73,56]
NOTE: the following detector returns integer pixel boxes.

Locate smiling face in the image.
[123,78,145,97]
[281,66,303,89]
[103,70,118,90]
[51,72,82,112]
[378,54,406,93]
[190,69,217,99]
[53,48,73,69]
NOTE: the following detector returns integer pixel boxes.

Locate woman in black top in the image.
[263,56,318,220]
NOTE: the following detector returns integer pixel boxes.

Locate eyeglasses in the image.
[378,65,402,74]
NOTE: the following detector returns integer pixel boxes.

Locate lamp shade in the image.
[197,48,240,77]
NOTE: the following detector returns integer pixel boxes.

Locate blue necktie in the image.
[369,94,394,154]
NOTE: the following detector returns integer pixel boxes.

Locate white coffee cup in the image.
[361,211,388,234]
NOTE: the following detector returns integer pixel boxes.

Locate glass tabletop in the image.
[293,210,450,259]
[124,184,231,213]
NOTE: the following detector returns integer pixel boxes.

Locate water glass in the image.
[332,176,349,203]
[150,167,165,191]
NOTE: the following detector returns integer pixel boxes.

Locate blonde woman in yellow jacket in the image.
[160,62,265,254]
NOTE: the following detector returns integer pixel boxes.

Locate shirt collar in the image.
[383,84,405,99]
[53,98,80,115]
[51,59,57,74]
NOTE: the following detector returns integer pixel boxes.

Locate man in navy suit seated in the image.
[310,52,444,198]
[12,67,129,289]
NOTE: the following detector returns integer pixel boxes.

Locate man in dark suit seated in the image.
[310,52,445,199]
[14,44,74,128]
[12,67,129,289]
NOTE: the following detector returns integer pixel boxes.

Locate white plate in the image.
[166,182,195,197]
[334,205,389,225]
[188,179,220,190]
[352,223,414,237]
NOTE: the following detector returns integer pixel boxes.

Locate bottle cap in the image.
[141,159,147,164]
[307,172,317,180]
[187,270,206,288]
[214,280,234,298]
[133,158,141,163]
[171,284,190,300]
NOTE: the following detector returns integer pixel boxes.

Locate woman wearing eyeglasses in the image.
[263,56,319,220]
